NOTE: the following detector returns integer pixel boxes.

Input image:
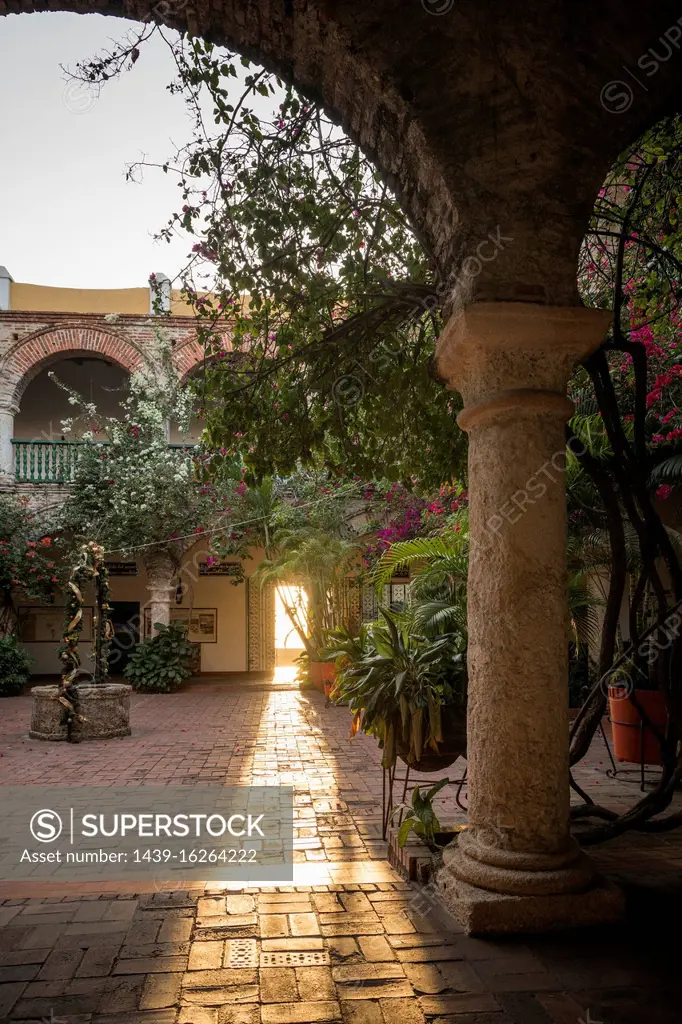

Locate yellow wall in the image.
[10,282,194,317]
[23,542,253,675]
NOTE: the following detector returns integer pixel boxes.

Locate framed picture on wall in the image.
[18,606,94,643]
[143,607,218,643]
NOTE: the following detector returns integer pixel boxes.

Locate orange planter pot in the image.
[608,686,667,766]
[309,661,336,695]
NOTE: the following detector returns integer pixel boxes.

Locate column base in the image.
[434,866,625,935]
[448,829,595,896]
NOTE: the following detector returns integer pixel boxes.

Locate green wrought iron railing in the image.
[11,440,197,484]
[12,440,84,483]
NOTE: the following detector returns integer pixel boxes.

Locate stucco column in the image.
[0,403,18,482]
[144,551,177,637]
[435,303,621,933]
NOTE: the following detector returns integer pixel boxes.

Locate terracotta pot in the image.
[309,661,335,694]
[396,704,467,773]
[608,686,667,766]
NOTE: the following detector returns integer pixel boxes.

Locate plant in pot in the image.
[330,606,467,772]
[124,622,195,693]
[607,660,668,767]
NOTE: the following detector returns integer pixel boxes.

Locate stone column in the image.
[435,303,622,933]
[144,551,177,637]
[0,403,17,482]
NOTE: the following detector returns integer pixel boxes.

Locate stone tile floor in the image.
[0,682,681,1022]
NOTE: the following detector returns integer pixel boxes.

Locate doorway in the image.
[274,586,307,682]
[108,601,140,676]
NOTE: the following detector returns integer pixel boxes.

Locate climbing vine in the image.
[568,114,682,841]
[58,542,113,740]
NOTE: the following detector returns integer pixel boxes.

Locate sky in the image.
[0,12,197,289]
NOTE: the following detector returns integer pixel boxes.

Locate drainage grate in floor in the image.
[225,939,259,967]
[260,950,331,967]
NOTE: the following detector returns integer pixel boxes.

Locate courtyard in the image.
[1,682,681,1024]
[3,4,682,1019]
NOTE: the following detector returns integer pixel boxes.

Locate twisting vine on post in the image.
[58,542,113,741]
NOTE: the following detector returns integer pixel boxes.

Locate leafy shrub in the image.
[0,634,33,697]
[394,778,450,849]
[124,623,194,693]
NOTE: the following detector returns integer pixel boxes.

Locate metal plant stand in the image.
[599,718,662,792]
[382,761,468,840]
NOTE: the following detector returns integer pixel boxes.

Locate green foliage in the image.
[0,494,63,632]
[256,529,359,656]
[124,623,195,693]
[0,634,33,697]
[394,778,450,849]
[325,607,466,769]
[73,31,467,488]
[55,329,239,564]
[372,520,469,639]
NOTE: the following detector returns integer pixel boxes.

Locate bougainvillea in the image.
[361,481,468,568]
[576,115,682,498]
[0,494,64,633]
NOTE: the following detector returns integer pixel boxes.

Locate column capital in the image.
[436,302,611,427]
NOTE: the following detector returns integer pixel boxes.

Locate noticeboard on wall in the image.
[19,606,94,643]
[143,607,217,643]
[104,561,138,576]
[198,560,243,578]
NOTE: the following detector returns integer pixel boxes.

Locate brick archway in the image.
[1,326,145,408]
[174,337,208,382]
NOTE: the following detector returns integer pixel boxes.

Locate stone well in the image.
[29,683,132,742]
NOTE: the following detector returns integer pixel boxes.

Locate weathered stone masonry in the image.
[0,311,205,478]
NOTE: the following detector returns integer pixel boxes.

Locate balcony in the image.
[11,440,195,484]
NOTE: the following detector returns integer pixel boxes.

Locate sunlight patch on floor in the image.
[273,665,299,684]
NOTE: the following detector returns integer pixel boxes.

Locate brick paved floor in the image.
[1,682,681,1022]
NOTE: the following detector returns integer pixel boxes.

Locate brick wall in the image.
[0,311,205,407]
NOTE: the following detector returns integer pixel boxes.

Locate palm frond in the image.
[371,532,468,588]
[650,454,682,485]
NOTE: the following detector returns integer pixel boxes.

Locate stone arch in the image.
[1,325,145,408]
[7,3,682,306]
[174,337,209,383]
[6,1,458,293]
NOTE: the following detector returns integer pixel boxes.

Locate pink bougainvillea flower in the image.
[656,484,673,501]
